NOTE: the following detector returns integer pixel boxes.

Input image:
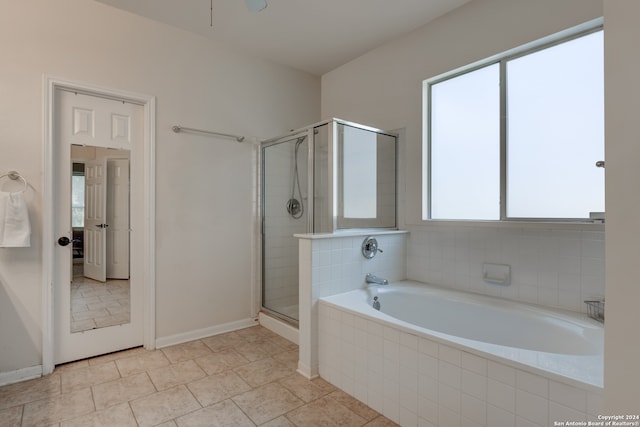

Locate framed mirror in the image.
[70,145,130,333]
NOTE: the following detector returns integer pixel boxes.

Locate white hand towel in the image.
[0,191,31,247]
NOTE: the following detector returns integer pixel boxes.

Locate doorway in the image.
[42,77,156,374]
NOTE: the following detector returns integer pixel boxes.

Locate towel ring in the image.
[0,171,28,193]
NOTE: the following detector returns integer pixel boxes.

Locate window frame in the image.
[423,21,604,223]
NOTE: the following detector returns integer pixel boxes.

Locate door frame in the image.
[42,75,156,375]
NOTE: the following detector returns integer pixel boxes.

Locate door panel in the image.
[83,160,107,282]
[54,88,143,365]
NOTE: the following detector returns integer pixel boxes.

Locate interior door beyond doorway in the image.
[83,159,107,282]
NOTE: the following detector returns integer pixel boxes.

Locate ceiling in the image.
[94,0,472,75]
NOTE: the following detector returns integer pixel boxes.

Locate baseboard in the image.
[0,365,43,387]
[296,360,318,380]
[258,312,299,345]
[155,317,258,349]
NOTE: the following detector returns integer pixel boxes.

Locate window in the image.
[72,163,85,227]
[425,27,604,221]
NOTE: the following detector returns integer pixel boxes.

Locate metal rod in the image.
[172,125,245,142]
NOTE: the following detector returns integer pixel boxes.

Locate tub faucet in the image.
[366,273,388,286]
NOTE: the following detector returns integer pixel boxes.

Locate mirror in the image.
[70,145,130,333]
[337,124,396,229]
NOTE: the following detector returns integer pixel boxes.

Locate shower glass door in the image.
[262,135,309,322]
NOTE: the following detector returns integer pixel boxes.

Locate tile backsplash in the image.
[406,224,605,314]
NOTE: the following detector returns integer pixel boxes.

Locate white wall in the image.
[602,0,640,413]
[0,0,319,374]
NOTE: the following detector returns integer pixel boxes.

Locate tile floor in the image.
[70,277,130,333]
[0,326,397,427]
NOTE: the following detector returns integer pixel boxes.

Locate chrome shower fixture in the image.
[286,136,306,219]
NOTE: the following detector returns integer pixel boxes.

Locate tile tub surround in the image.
[0,326,397,426]
[406,224,605,314]
[318,302,604,427]
[296,231,408,379]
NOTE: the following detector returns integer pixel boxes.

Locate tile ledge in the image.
[294,230,408,240]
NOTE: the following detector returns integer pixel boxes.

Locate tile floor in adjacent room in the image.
[0,326,398,427]
[70,276,130,333]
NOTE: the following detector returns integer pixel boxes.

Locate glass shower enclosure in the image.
[260,119,397,324]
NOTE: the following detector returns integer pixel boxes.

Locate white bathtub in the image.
[318,280,603,425]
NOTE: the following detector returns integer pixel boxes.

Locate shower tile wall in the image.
[297,232,408,378]
[263,141,309,314]
[406,225,605,313]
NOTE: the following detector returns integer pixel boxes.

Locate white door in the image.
[54,88,143,364]
[106,159,130,279]
[83,159,107,282]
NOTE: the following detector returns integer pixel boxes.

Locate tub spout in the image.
[366,273,388,286]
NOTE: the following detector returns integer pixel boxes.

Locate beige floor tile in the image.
[60,361,121,393]
[60,402,137,427]
[201,332,246,352]
[235,326,278,342]
[310,377,338,395]
[54,359,90,373]
[130,385,201,427]
[0,405,23,427]
[272,350,298,371]
[285,395,366,427]
[0,374,61,411]
[22,388,95,427]
[94,312,130,328]
[115,350,170,377]
[0,327,400,427]
[73,308,110,322]
[234,340,288,362]
[269,335,298,351]
[194,349,249,375]
[278,374,333,403]
[232,382,303,425]
[328,390,379,421]
[161,340,213,364]
[233,358,294,388]
[92,372,156,410]
[187,371,252,407]
[259,415,296,427]
[176,399,254,427]
[88,346,146,366]
[147,360,206,391]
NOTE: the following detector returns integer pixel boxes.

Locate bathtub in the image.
[318,280,603,425]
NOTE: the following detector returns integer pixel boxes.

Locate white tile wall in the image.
[318,302,604,427]
[297,231,408,378]
[406,224,605,313]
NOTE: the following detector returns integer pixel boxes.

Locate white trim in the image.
[296,360,318,380]
[0,366,43,387]
[42,75,156,375]
[155,318,258,349]
[258,312,299,345]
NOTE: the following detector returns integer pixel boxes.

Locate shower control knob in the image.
[57,236,71,246]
